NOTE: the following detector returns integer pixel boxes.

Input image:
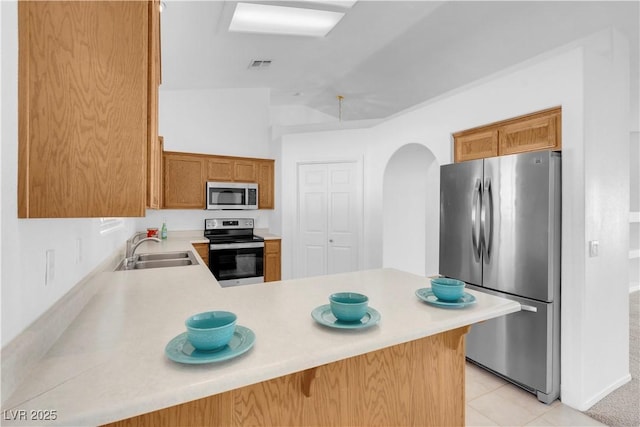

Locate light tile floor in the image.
[465,362,605,426]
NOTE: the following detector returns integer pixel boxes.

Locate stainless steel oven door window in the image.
[209,242,264,287]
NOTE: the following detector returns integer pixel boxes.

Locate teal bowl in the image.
[430,278,465,302]
[329,292,369,322]
[185,311,237,351]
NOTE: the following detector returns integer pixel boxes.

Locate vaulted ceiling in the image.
[161,1,639,121]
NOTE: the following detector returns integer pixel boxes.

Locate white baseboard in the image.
[578,373,633,411]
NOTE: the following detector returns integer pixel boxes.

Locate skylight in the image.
[229,3,346,37]
[301,0,358,8]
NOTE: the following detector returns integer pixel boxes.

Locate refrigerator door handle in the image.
[521,304,538,313]
[481,178,493,260]
[472,179,482,261]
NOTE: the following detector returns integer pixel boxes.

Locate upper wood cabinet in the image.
[454,129,498,163]
[206,157,257,182]
[498,111,559,156]
[257,160,275,210]
[163,152,205,209]
[453,107,561,163]
[18,1,160,217]
[163,151,275,209]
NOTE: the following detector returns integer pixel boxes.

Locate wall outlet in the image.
[45,249,55,286]
[589,240,599,257]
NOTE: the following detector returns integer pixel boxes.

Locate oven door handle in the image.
[210,242,264,250]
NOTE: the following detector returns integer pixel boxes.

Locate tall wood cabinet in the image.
[18,1,161,218]
[163,152,275,210]
[453,107,561,163]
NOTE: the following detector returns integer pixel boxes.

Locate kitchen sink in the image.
[132,259,195,269]
[115,250,199,271]
[136,251,191,261]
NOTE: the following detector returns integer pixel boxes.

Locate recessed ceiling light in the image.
[229,3,346,37]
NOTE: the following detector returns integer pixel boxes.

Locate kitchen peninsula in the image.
[1,236,520,426]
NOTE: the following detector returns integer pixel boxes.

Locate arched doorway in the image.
[382,143,439,276]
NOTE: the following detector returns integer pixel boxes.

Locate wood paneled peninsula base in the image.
[106,326,469,427]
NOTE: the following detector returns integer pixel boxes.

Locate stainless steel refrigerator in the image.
[439,150,561,403]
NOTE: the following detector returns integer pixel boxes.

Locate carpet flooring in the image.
[584,290,639,427]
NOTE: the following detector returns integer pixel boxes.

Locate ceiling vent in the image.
[248,60,272,70]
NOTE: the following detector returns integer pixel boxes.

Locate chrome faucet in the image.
[125,237,161,267]
[125,231,148,259]
[130,237,161,258]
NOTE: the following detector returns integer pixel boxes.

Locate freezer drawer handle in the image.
[520,304,538,313]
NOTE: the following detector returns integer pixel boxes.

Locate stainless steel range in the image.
[204,218,264,287]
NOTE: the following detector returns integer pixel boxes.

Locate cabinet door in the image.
[264,239,281,282]
[207,157,256,182]
[233,160,257,182]
[207,158,234,181]
[257,160,275,209]
[18,1,149,217]
[499,111,560,156]
[454,129,498,163]
[163,153,205,208]
[192,243,209,267]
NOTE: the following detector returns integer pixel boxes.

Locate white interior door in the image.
[297,162,360,278]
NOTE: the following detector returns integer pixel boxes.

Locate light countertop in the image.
[2,235,520,426]
[253,228,281,240]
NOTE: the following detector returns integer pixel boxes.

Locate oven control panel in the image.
[205,218,254,230]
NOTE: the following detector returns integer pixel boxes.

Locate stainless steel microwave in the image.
[206,182,258,210]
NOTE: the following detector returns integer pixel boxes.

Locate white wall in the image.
[0,2,136,347]
[382,143,438,276]
[270,104,337,128]
[575,28,630,407]
[279,29,631,411]
[136,209,271,234]
[159,88,271,158]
